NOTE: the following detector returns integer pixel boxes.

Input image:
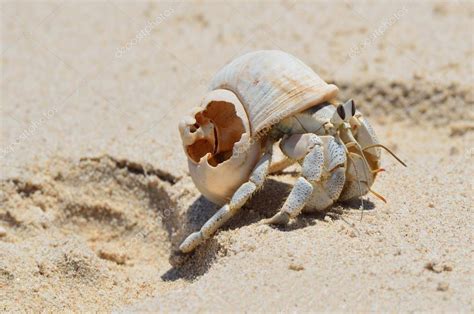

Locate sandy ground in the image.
[1,0,473,312]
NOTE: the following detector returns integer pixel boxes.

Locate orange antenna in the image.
[362,144,407,167]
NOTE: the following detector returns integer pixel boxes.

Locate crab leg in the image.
[262,177,313,225]
[264,134,347,225]
[179,141,274,253]
[263,134,324,225]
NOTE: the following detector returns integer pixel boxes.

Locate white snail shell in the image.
[179,50,338,205]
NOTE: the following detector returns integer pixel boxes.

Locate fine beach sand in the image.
[1,1,473,312]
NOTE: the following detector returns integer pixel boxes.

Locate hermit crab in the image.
[178,50,405,253]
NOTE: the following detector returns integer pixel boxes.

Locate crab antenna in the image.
[363,183,387,203]
[349,152,384,175]
[341,128,392,218]
[344,146,366,220]
[341,126,377,176]
[372,168,385,174]
[351,141,389,205]
[349,141,378,175]
[362,144,407,167]
[340,128,376,220]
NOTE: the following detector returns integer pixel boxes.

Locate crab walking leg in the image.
[263,134,325,225]
[262,177,313,225]
[179,142,274,253]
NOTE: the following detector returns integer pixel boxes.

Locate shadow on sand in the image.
[162,177,375,281]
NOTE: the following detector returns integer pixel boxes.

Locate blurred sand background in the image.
[1,0,473,312]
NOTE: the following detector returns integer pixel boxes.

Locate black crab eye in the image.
[350,100,356,116]
[336,104,346,120]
